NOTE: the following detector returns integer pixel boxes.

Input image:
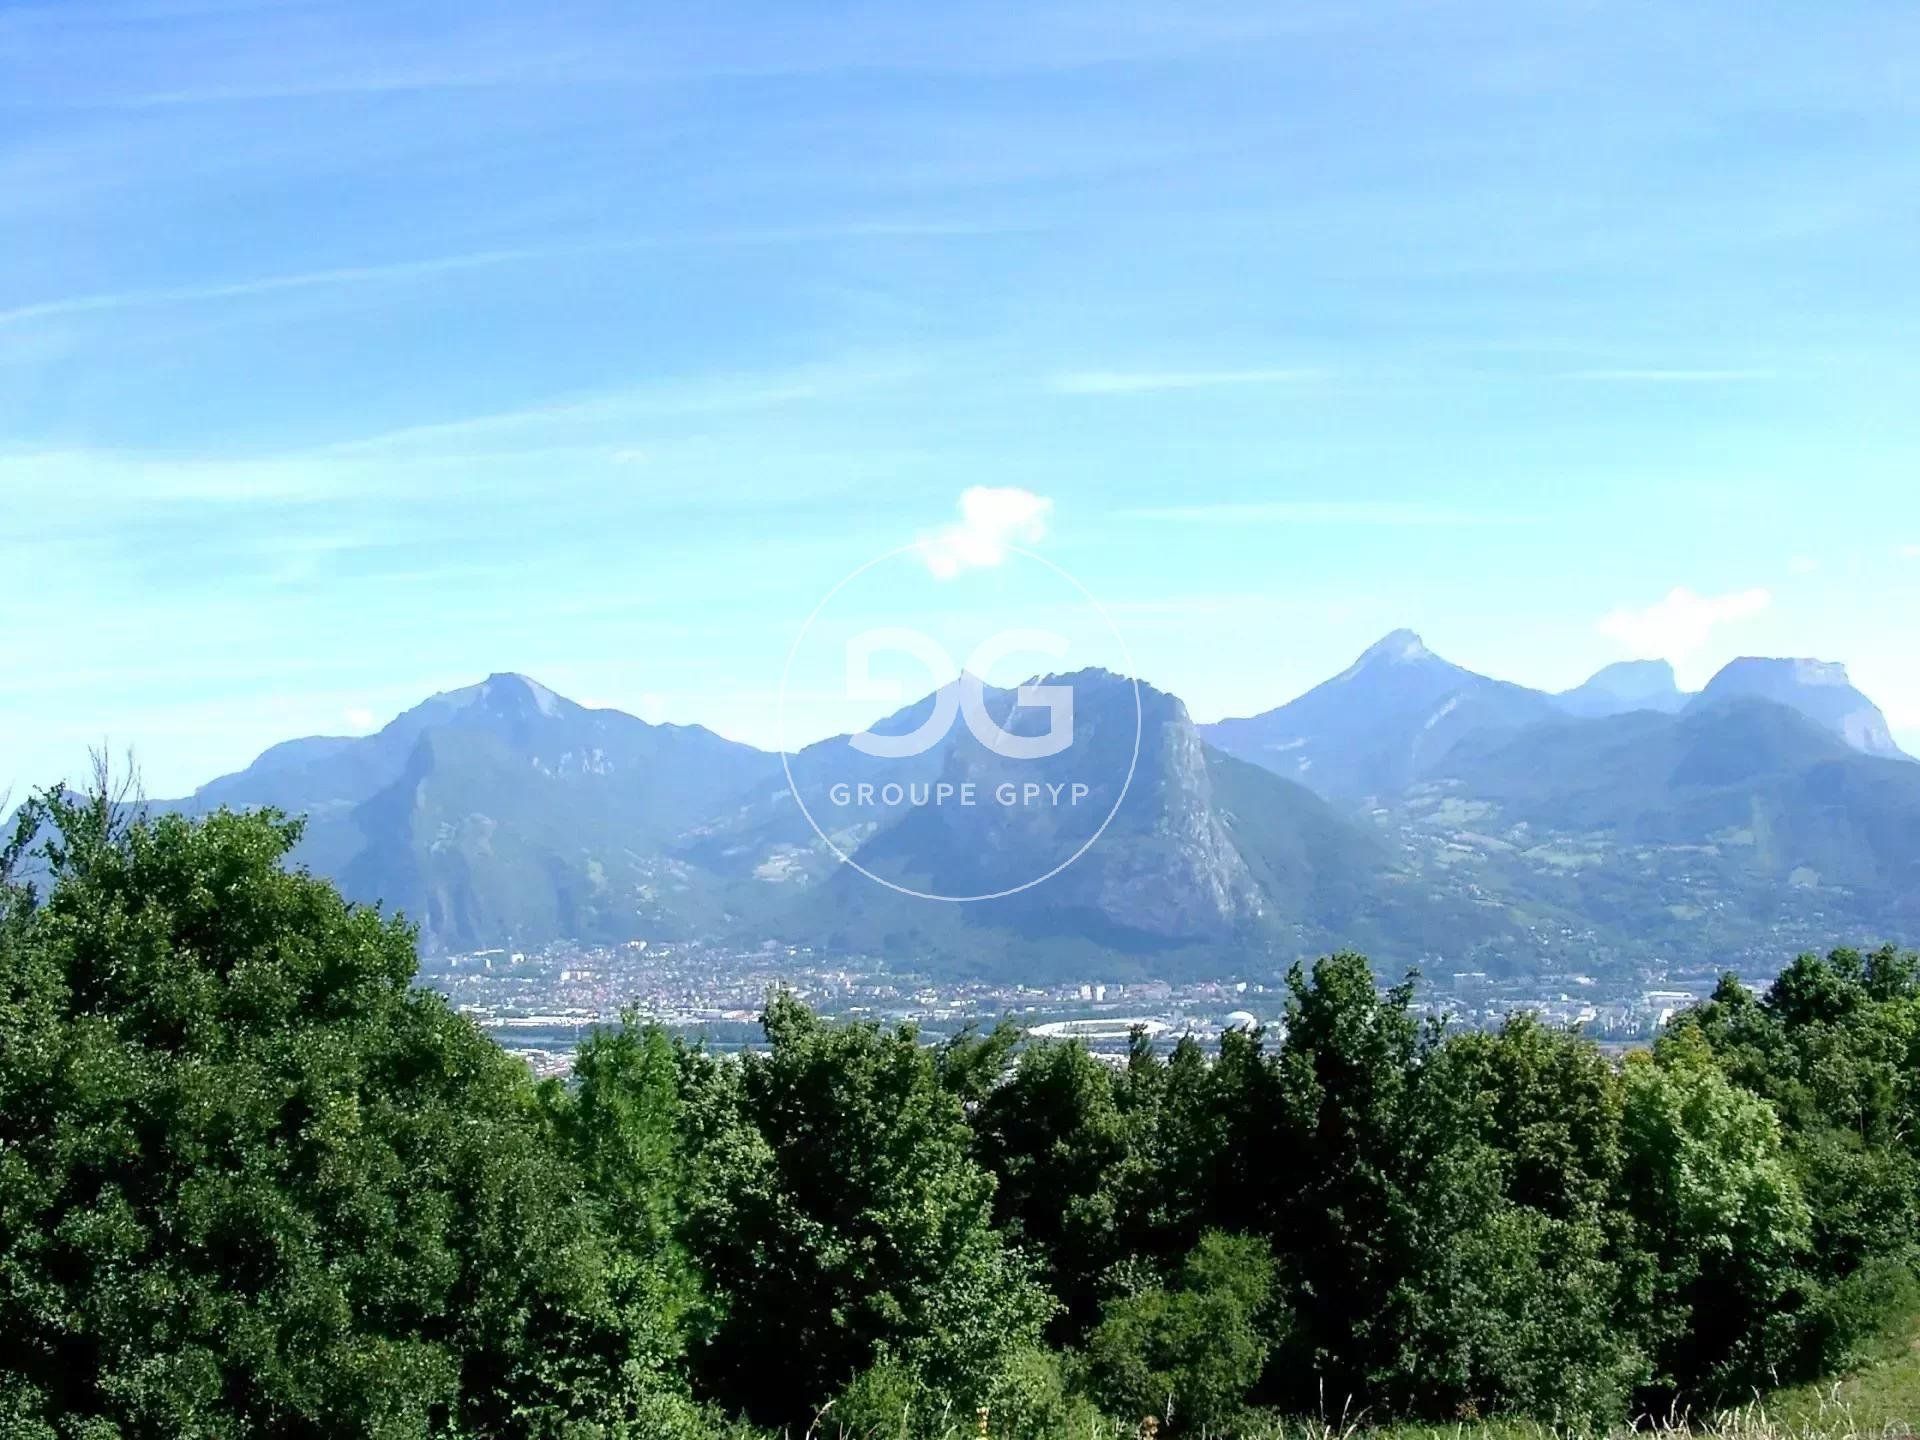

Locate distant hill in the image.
[1693,658,1908,760]
[1200,631,1558,803]
[768,671,1500,977]
[1437,699,1920,876]
[1554,659,1690,718]
[1401,699,1920,947]
[174,674,780,951]
[158,669,1514,976]
[154,643,1918,978]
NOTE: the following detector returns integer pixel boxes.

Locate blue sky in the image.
[4,0,1918,800]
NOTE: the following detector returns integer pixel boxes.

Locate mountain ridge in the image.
[150,639,1916,975]
[1200,630,1560,802]
[1692,656,1907,760]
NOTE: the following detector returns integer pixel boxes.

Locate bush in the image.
[1081,1232,1277,1434]
[828,1349,1107,1440]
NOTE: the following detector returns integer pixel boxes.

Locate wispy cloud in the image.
[0,223,1021,330]
[4,2,1349,114]
[0,447,366,506]
[1048,368,1321,395]
[60,68,552,112]
[0,248,559,329]
[0,2,597,112]
[324,358,919,458]
[1898,543,1920,560]
[1119,500,1533,527]
[1560,368,1776,383]
[917,486,1053,579]
[1596,586,1772,667]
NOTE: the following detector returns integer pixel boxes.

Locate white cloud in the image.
[1788,555,1821,576]
[1898,544,1920,560]
[343,707,377,732]
[1049,368,1318,395]
[1596,586,1772,666]
[917,486,1053,579]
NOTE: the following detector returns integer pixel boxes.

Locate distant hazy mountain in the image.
[1201,631,1558,803]
[1692,658,1908,760]
[1414,699,1920,936]
[815,675,1283,930]
[673,676,969,892]
[173,674,780,950]
[160,647,1917,977]
[677,669,1498,977]
[1554,660,1690,718]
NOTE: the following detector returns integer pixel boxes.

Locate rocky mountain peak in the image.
[1354,629,1434,667]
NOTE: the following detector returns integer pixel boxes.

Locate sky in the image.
[3,0,1919,801]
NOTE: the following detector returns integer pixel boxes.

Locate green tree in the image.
[933,1020,1022,1108]
[1670,950,1920,1375]
[681,995,1052,1428]
[971,1039,1134,1340]
[1267,953,1423,1408]
[1081,1232,1276,1435]
[1397,1018,1643,1424]
[0,789,677,1437]
[1619,1036,1814,1400]
[541,1017,710,1379]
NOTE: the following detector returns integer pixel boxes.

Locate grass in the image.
[1266,1326,1920,1440]
[1764,1328,1920,1438]
[810,1327,1920,1440]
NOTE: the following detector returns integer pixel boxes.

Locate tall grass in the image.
[806,1391,1920,1440]
[799,1324,1920,1440]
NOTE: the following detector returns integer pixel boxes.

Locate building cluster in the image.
[417,938,1772,1076]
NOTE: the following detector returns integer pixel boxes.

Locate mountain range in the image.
[160,637,1915,981]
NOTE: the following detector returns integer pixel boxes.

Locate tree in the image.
[1669,950,1920,1375]
[1081,1232,1276,1435]
[1397,1018,1643,1424]
[1267,953,1424,1407]
[1618,1036,1813,1400]
[542,1017,710,1382]
[971,1039,1135,1340]
[934,1020,1022,1108]
[681,994,1052,1427]
[0,790,672,1437]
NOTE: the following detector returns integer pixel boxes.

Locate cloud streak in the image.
[1121,500,1533,527]
[0,222,1021,330]
[0,248,560,329]
[324,358,919,458]
[1048,367,1320,395]
[1561,368,1776,383]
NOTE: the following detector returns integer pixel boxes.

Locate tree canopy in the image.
[4,794,1916,1438]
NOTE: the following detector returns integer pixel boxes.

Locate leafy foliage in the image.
[0,789,687,1437]
[4,792,1918,1436]
[1081,1232,1276,1433]
[675,994,1053,1429]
